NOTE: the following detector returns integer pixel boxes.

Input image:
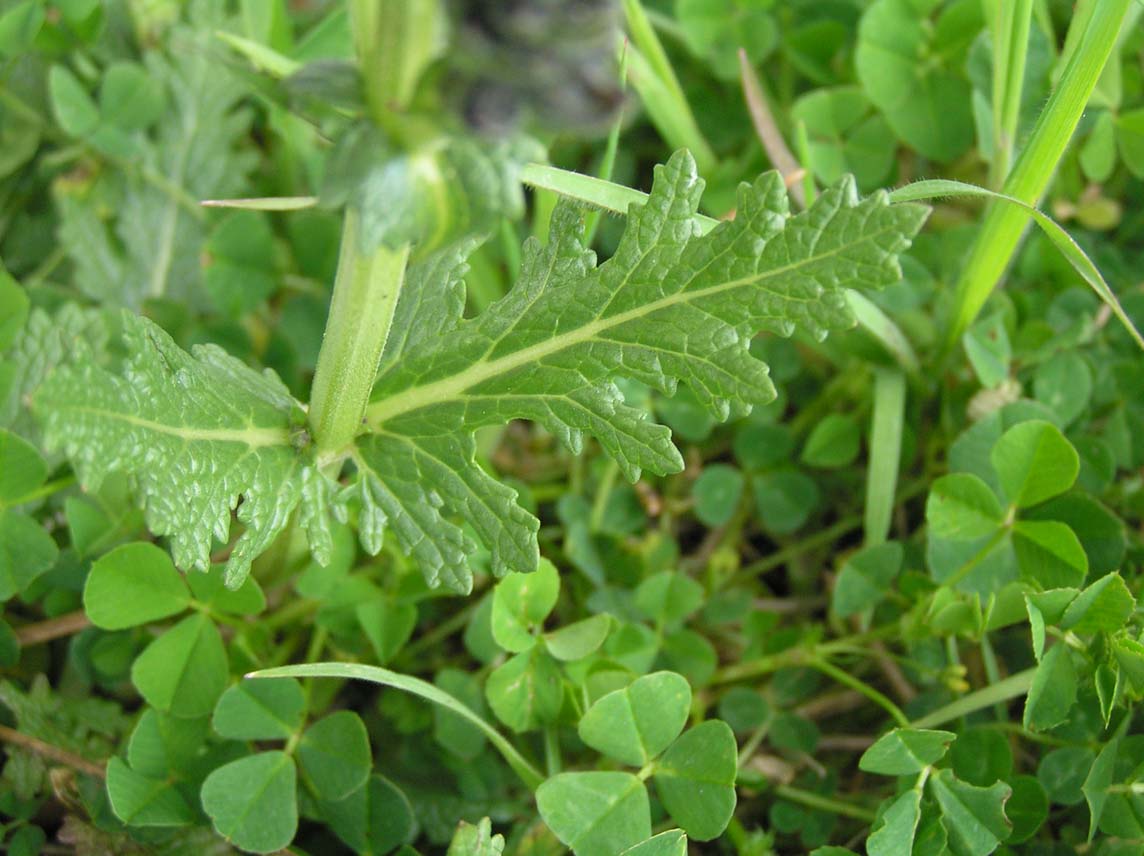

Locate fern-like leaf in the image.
[1,305,109,442]
[36,313,311,587]
[34,152,927,594]
[357,151,929,591]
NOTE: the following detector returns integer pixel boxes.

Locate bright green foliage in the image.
[0,271,29,350]
[485,646,563,732]
[620,829,689,855]
[483,557,573,732]
[37,313,315,589]
[652,720,738,840]
[543,614,611,661]
[0,304,109,439]
[433,669,488,758]
[930,771,1012,856]
[1060,573,1136,634]
[204,211,279,317]
[963,314,1011,388]
[98,62,166,132]
[1081,737,1119,841]
[106,756,195,827]
[0,507,57,602]
[856,0,979,162]
[0,1,44,59]
[211,679,305,741]
[861,732,1016,856]
[131,612,228,717]
[6,2,1144,854]
[49,65,99,137]
[446,817,504,856]
[927,474,1005,541]
[792,88,896,192]
[866,789,921,856]
[201,751,298,854]
[1023,644,1077,731]
[1011,521,1087,589]
[127,710,209,780]
[83,542,191,629]
[361,152,926,590]
[0,429,45,502]
[634,572,705,629]
[991,421,1079,509]
[1033,352,1092,427]
[297,710,372,800]
[543,675,736,845]
[32,151,924,596]
[322,124,536,256]
[536,772,651,855]
[318,775,416,854]
[860,728,956,775]
[926,419,1095,595]
[578,671,691,766]
[53,8,256,308]
[491,558,560,652]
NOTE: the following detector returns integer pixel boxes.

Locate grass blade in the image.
[890,179,1144,351]
[248,662,545,789]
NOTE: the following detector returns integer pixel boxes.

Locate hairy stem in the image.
[309,208,410,456]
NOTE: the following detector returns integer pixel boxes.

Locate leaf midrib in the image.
[366,222,900,429]
[57,406,290,448]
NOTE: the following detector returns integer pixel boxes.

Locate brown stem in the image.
[739,48,807,209]
[871,640,917,703]
[0,724,106,779]
[795,690,863,720]
[818,734,876,752]
[15,610,92,647]
[754,596,828,614]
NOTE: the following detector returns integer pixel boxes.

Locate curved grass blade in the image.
[247,662,545,789]
[889,179,1144,351]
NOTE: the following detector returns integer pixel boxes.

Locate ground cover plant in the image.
[1,0,1143,853]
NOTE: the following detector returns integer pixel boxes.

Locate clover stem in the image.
[808,656,910,728]
[944,0,1131,348]
[543,727,562,778]
[308,208,409,456]
[771,785,878,823]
